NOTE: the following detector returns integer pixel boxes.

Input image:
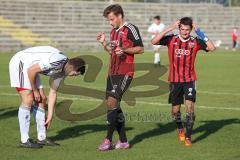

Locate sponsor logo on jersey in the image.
[175,49,190,57]
[189,42,195,48]
[110,40,119,49]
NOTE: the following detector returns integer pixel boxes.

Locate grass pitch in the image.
[0,49,240,160]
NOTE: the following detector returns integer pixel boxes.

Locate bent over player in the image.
[151,17,215,146]
[9,46,85,148]
[97,4,144,151]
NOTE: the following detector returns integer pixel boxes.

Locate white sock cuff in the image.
[19,105,31,111]
[37,107,45,113]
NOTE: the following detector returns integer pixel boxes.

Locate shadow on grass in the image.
[0,107,18,120]
[129,118,240,146]
[50,124,133,141]
[130,122,176,146]
[193,118,240,143]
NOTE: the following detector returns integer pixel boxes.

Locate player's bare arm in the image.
[45,87,57,129]
[27,64,42,102]
[116,46,144,55]
[45,73,65,129]
[151,20,180,45]
[205,40,216,51]
[149,31,158,35]
[193,23,216,52]
[97,32,111,54]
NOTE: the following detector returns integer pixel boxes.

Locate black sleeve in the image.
[126,24,144,47]
[158,34,174,46]
[196,38,208,52]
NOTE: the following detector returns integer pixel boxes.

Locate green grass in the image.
[0,50,240,160]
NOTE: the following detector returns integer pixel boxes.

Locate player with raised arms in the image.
[151,17,216,146]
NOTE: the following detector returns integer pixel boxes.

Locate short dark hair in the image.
[68,57,86,75]
[103,4,124,18]
[154,15,161,20]
[179,17,193,29]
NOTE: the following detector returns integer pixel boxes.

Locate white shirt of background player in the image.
[148,23,165,38]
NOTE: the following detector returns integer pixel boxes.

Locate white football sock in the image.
[18,105,31,143]
[33,106,46,141]
[154,53,160,64]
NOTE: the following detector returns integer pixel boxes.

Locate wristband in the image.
[195,28,208,42]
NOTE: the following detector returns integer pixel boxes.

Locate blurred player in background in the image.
[9,46,85,148]
[148,15,165,67]
[232,28,238,51]
[97,4,144,151]
[151,17,215,147]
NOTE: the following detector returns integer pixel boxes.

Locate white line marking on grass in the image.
[133,101,240,111]
[1,93,240,111]
[198,90,240,96]
[0,85,240,96]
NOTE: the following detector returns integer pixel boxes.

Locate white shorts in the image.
[153,45,162,51]
[9,53,43,90]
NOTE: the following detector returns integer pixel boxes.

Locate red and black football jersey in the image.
[109,22,143,77]
[158,34,208,82]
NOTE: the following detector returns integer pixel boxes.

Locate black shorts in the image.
[106,75,133,101]
[168,81,196,106]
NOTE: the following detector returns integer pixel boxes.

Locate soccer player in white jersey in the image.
[9,46,85,148]
[148,16,165,67]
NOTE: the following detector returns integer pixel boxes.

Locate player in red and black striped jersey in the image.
[97,4,144,151]
[152,17,215,146]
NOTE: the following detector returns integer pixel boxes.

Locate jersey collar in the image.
[178,34,191,42]
[116,22,128,32]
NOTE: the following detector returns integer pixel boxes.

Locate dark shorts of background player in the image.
[106,75,133,102]
[168,81,196,106]
[233,40,237,48]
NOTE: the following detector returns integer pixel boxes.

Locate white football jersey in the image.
[148,23,165,38]
[15,46,68,76]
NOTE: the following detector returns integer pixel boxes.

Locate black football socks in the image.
[116,108,127,142]
[106,108,118,142]
[185,112,195,139]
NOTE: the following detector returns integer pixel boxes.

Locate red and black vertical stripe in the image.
[177,38,182,82]
[111,29,119,75]
[183,40,189,82]
[171,36,178,82]
[188,39,194,81]
[116,27,127,74]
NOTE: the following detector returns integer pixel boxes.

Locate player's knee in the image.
[172,105,180,114]
[106,97,118,109]
[22,95,34,106]
[107,103,117,110]
[185,101,194,112]
[106,100,113,108]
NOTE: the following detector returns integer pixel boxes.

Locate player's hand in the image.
[115,46,124,56]
[170,20,180,30]
[33,90,41,102]
[97,32,106,44]
[45,116,52,129]
[192,23,197,31]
